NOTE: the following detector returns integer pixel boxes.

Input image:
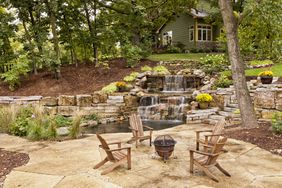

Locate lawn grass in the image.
[223,63,282,77]
[147,53,208,61]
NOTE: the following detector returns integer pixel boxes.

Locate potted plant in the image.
[196,93,213,109]
[258,71,273,84]
[116,81,127,92]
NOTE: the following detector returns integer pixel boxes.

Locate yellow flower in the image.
[116,81,126,88]
[196,93,213,103]
[258,71,273,77]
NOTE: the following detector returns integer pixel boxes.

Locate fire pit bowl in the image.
[153,135,177,161]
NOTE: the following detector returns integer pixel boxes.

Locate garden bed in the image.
[0,149,29,188]
[225,123,282,156]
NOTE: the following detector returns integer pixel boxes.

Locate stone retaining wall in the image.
[0,92,140,122]
[187,83,282,125]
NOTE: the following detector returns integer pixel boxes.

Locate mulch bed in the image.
[225,123,282,156]
[0,58,158,96]
[0,149,29,188]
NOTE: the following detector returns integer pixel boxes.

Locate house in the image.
[157,9,221,52]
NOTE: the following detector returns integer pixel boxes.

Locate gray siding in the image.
[160,14,194,49]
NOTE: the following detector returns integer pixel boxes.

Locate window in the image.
[189,26,194,41]
[162,31,172,45]
[197,25,212,41]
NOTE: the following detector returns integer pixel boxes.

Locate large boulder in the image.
[76,95,92,107]
[41,97,58,106]
[58,106,78,116]
[254,90,275,109]
[58,95,76,106]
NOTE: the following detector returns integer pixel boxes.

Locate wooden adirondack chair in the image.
[94,134,131,175]
[195,119,226,150]
[128,113,153,147]
[189,136,231,182]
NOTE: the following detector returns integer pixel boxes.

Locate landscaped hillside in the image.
[0,59,157,96]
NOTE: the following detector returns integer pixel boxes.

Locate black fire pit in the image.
[153,135,176,161]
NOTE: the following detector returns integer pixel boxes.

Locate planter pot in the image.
[261,76,273,84]
[199,102,209,109]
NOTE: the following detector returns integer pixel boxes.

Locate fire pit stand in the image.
[153,135,177,162]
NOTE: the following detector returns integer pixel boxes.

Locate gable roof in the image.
[156,9,209,33]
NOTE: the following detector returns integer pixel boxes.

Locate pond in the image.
[82,120,184,134]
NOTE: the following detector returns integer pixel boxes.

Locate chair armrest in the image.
[195,130,213,133]
[189,148,215,157]
[109,146,131,152]
[143,125,153,130]
[107,141,122,145]
[204,133,224,137]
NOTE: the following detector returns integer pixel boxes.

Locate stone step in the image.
[227,103,239,108]
[209,115,225,120]
[223,106,237,112]
[218,111,233,117]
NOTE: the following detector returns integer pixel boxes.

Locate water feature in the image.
[137,96,188,121]
[163,75,185,92]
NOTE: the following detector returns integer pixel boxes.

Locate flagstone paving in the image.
[1,123,282,188]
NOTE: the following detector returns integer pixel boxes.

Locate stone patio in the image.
[1,123,282,188]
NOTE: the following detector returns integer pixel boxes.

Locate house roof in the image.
[156,9,209,33]
[190,8,209,18]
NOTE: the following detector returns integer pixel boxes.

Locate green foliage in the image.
[121,44,142,67]
[249,60,274,66]
[54,115,72,127]
[200,54,229,74]
[212,74,233,89]
[152,65,170,75]
[9,107,33,136]
[0,106,19,133]
[101,82,118,94]
[272,112,282,134]
[196,93,213,103]
[123,72,139,82]
[1,55,30,91]
[166,46,182,53]
[69,114,82,139]
[141,65,152,72]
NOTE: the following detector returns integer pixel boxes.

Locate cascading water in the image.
[137,96,188,121]
[163,75,185,92]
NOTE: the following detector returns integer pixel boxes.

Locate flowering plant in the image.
[258,71,273,77]
[196,93,213,103]
[116,81,126,88]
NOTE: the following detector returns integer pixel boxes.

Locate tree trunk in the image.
[45,0,61,79]
[22,20,37,75]
[218,0,258,128]
[83,0,97,65]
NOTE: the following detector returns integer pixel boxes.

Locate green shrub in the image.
[9,107,33,136]
[212,74,233,89]
[101,82,117,94]
[83,114,100,121]
[69,114,82,139]
[1,55,30,91]
[141,65,152,72]
[249,60,274,66]
[54,115,72,127]
[166,45,181,53]
[123,72,139,82]
[121,44,142,67]
[27,120,43,140]
[200,54,229,75]
[152,65,170,75]
[272,112,282,134]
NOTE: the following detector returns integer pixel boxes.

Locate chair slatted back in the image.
[210,119,225,144]
[206,137,227,165]
[96,134,115,162]
[129,114,144,137]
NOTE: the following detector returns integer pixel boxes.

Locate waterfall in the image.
[163,75,185,92]
[138,96,187,121]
